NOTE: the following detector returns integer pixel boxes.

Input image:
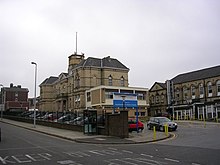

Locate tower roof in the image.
[76,56,129,70]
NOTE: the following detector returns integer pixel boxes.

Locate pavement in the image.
[0,118,172,144]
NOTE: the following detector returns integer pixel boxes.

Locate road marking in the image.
[192,163,201,165]
[0,153,52,164]
[141,154,154,158]
[122,150,133,154]
[136,158,168,165]
[164,157,180,163]
[57,160,82,165]
[89,150,106,156]
[106,157,168,165]
[108,147,118,151]
[63,151,91,157]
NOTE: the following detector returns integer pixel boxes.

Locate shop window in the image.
[141,112,146,116]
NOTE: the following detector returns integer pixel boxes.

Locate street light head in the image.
[31,62,37,65]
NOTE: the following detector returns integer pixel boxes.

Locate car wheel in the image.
[147,124,151,130]
[159,126,164,132]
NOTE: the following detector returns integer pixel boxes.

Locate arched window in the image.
[207,82,212,97]
[175,88,180,100]
[75,73,80,88]
[217,80,220,96]
[151,95,155,104]
[199,83,204,98]
[161,94,164,103]
[120,76,125,86]
[108,75,112,86]
[191,85,196,99]
[183,86,188,99]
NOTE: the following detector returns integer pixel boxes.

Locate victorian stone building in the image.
[149,65,220,120]
[39,53,149,118]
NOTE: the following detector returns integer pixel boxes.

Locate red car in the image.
[128,118,144,132]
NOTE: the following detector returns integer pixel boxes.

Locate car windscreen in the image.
[159,118,171,123]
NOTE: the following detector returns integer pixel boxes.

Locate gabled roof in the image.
[40,76,58,86]
[171,65,220,84]
[76,56,129,70]
[58,72,68,80]
[149,82,166,92]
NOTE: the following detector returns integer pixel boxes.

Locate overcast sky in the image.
[1,0,220,97]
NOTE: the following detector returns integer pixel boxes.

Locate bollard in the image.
[153,126,156,141]
[165,124,168,137]
[204,118,206,128]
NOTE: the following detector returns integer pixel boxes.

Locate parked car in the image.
[128,118,144,132]
[147,117,177,131]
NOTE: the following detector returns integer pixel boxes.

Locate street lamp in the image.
[0,84,4,120]
[31,62,37,128]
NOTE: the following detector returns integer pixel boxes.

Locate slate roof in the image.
[157,82,166,89]
[171,65,220,84]
[40,76,58,86]
[76,56,129,70]
[149,82,166,92]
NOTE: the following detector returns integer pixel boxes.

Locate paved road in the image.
[1,121,220,165]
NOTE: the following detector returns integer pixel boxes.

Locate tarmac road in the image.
[1,120,220,165]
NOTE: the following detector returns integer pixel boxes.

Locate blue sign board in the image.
[113,100,138,108]
[113,92,138,108]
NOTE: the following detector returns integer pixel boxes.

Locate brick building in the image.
[0,83,29,111]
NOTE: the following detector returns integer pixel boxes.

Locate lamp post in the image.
[31,62,37,128]
[0,84,4,120]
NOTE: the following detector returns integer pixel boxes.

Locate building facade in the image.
[39,53,149,117]
[85,86,149,119]
[0,83,29,111]
[149,65,220,120]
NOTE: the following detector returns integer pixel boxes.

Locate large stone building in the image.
[39,53,149,118]
[149,65,220,120]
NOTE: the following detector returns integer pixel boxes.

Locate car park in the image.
[147,117,177,131]
[128,118,144,132]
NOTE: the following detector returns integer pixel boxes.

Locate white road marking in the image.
[108,147,118,151]
[63,151,91,157]
[89,150,105,156]
[122,150,133,154]
[141,154,154,158]
[164,157,180,163]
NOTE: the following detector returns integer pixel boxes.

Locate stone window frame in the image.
[216,80,220,96]
[207,81,212,97]
[199,83,204,98]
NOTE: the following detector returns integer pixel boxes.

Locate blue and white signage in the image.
[113,93,138,108]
